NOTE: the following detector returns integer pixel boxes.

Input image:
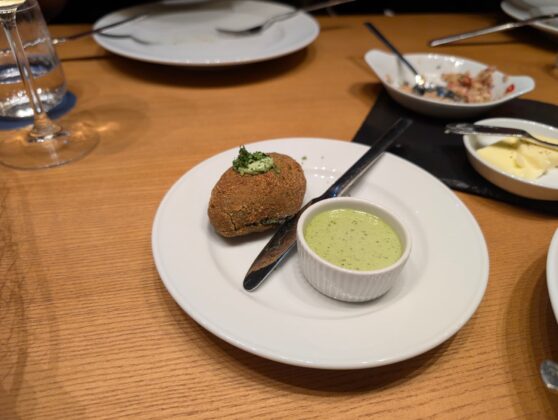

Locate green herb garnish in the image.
[232,146,276,175]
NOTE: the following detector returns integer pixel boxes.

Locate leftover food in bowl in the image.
[364,49,535,118]
[399,66,514,103]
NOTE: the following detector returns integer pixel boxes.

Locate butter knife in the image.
[243,118,413,291]
[445,123,558,150]
[429,13,558,47]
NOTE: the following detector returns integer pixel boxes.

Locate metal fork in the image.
[216,0,355,35]
[364,22,464,102]
[51,13,147,45]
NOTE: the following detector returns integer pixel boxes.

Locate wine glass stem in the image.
[0,9,60,140]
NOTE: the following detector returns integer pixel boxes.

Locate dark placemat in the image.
[0,91,76,131]
[353,91,558,215]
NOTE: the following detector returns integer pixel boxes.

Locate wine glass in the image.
[0,0,98,170]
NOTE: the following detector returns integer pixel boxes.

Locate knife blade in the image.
[243,117,413,291]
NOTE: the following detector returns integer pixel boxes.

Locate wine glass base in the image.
[0,119,99,170]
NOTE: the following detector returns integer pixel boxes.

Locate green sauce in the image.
[304,208,402,271]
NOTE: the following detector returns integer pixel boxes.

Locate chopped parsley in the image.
[232,146,277,175]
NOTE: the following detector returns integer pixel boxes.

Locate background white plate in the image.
[93,0,320,66]
[152,138,490,369]
[547,228,558,322]
[501,0,558,40]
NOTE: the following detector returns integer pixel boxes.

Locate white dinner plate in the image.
[152,138,490,369]
[501,0,558,40]
[93,0,320,66]
[547,228,558,322]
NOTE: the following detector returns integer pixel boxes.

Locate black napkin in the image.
[352,91,558,215]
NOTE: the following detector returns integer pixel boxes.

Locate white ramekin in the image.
[296,197,411,302]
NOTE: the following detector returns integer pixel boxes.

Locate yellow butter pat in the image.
[477,136,558,180]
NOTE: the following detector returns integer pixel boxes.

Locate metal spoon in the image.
[364,22,463,102]
[216,0,355,36]
[541,360,558,393]
[445,123,558,150]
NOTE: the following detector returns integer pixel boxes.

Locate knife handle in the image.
[325,118,413,197]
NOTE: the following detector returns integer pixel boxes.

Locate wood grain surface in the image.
[2,14,558,418]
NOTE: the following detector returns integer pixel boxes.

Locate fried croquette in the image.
[208,152,306,238]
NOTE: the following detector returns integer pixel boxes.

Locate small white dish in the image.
[297,197,411,302]
[93,0,320,67]
[364,49,535,118]
[463,117,558,200]
[547,228,558,322]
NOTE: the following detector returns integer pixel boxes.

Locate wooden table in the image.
[2,14,558,418]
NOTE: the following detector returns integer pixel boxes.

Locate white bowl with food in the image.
[296,197,411,302]
[463,118,558,200]
[364,49,535,118]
